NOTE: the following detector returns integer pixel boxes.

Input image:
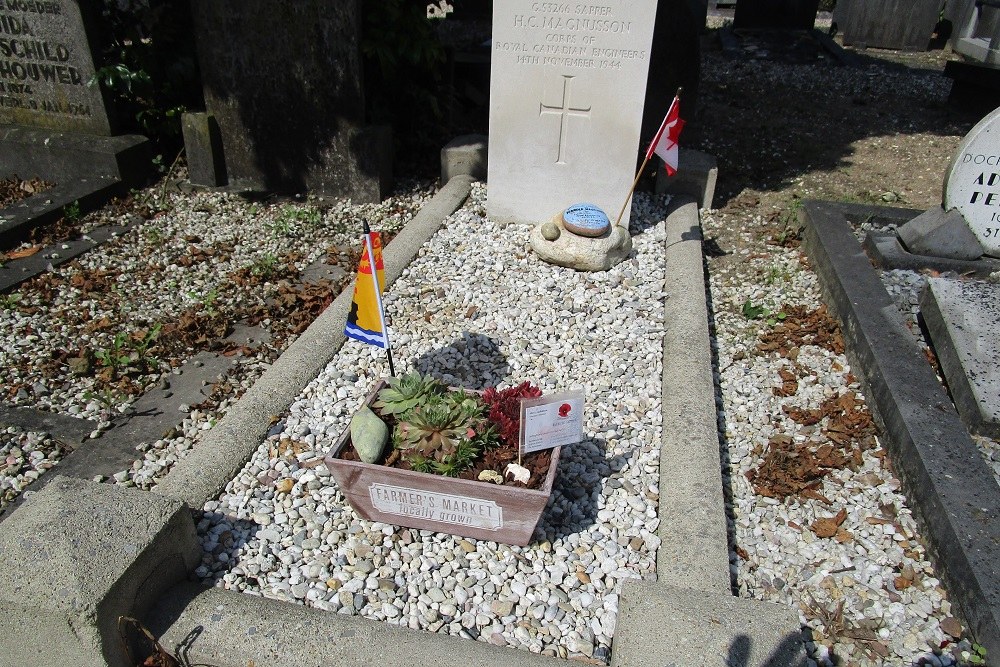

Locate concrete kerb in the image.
[612,197,805,667]
[0,476,200,667]
[153,175,476,508]
[800,200,1000,660]
[655,196,731,595]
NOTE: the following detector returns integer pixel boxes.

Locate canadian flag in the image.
[645,94,685,176]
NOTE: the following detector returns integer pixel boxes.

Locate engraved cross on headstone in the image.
[539,75,592,165]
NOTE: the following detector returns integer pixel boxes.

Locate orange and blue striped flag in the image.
[345,229,390,349]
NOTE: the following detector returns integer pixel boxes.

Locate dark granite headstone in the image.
[0,0,115,135]
[640,0,702,150]
[190,0,391,201]
[835,0,941,51]
[733,0,820,31]
[0,1,149,245]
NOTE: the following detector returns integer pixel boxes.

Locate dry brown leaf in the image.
[5,245,42,260]
[811,508,847,538]
[835,529,854,543]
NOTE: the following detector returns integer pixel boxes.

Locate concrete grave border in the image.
[0,125,150,247]
[0,174,805,666]
[801,199,1000,660]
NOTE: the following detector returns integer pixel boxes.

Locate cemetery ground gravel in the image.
[0,20,997,667]
[695,25,993,667]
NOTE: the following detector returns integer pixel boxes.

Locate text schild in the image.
[368,483,504,531]
[520,390,584,453]
[944,106,1000,256]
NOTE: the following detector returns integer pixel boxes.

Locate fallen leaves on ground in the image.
[3,245,42,260]
[757,304,845,356]
[747,392,877,501]
[811,507,847,538]
[0,175,54,209]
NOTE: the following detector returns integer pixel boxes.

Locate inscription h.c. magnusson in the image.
[495,3,646,71]
[0,1,94,118]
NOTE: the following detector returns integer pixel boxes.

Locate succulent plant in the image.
[374,372,442,417]
[482,381,542,448]
[394,391,490,476]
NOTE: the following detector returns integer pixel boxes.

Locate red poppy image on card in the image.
[520,391,584,454]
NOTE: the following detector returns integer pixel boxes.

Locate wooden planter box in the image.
[324,382,561,546]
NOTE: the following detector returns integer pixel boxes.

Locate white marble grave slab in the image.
[944,106,1000,257]
[921,277,1000,438]
[487,0,658,228]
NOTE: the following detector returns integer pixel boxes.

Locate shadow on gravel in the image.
[694,31,984,210]
[196,511,260,589]
[413,332,510,392]
[702,252,742,596]
[533,436,624,543]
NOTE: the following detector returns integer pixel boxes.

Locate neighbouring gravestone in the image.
[920,278,1000,438]
[835,0,942,51]
[0,0,114,135]
[189,0,391,200]
[733,0,819,31]
[640,0,701,147]
[0,1,148,244]
[943,106,1000,258]
[487,0,658,229]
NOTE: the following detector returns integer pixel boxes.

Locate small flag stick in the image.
[362,221,395,377]
[614,87,683,229]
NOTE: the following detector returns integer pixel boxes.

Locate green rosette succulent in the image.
[373,372,442,417]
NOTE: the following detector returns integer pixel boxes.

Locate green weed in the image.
[276,204,322,229]
[741,299,787,326]
[764,264,793,286]
[94,323,162,376]
[64,200,81,221]
[187,288,220,316]
[249,254,280,279]
[0,292,21,310]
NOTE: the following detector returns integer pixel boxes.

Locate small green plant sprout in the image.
[187,288,219,316]
[271,204,322,233]
[0,292,21,310]
[145,224,165,247]
[963,643,987,666]
[764,263,793,286]
[64,200,81,221]
[741,299,787,326]
[82,387,119,418]
[249,254,281,279]
[94,324,162,378]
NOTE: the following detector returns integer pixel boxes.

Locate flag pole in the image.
[614,87,683,229]
[362,220,395,377]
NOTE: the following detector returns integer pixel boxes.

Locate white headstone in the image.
[487,1,658,228]
[943,106,1000,257]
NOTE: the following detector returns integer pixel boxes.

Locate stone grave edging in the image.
[801,199,1000,660]
[1,173,805,666]
[147,193,803,667]
[152,175,477,507]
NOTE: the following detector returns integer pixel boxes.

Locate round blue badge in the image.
[562,203,611,238]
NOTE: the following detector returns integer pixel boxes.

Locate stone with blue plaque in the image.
[562,203,611,238]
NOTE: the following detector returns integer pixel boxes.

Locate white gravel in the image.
[702,206,977,667]
[195,182,668,663]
